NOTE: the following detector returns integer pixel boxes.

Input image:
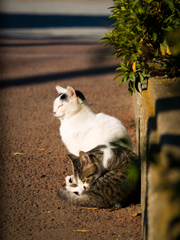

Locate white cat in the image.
[53,86,132,156]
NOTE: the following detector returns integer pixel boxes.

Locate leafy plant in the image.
[100,0,180,95]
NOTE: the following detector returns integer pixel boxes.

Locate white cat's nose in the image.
[53,111,56,114]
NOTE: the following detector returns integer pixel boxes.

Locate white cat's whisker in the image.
[50,114,55,123]
[49,94,55,100]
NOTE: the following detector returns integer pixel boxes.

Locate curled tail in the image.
[58,188,97,207]
[58,188,109,208]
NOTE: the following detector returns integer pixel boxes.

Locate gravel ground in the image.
[0,38,141,240]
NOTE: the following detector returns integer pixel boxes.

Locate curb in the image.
[133,76,180,240]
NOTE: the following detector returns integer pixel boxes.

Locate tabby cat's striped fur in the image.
[58,144,140,208]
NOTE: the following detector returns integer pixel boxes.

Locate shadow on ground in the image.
[0,13,113,29]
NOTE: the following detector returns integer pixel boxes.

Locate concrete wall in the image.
[133,77,180,240]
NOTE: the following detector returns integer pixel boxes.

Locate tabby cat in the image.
[58,143,140,208]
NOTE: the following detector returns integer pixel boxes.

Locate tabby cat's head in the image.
[53,86,86,119]
[68,151,101,191]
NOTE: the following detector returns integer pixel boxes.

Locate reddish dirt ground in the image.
[0,38,141,240]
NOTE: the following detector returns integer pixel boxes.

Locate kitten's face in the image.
[78,161,99,191]
[53,86,85,119]
[68,152,101,191]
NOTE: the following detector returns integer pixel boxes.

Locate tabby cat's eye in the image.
[87,173,95,178]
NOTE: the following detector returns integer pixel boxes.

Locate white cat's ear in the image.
[56,85,66,94]
[66,86,76,99]
[79,152,92,168]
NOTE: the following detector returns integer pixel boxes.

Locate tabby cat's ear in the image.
[79,152,92,168]
[66,86,76,99]
[56,85,66,94]
[68,153,78,164]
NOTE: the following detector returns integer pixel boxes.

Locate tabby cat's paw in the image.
[65,175,75,186]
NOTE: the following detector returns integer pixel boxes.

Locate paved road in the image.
[0,36,141,240]
[0,1,141,238]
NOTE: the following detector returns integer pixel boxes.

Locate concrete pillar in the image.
[134,77,180,240]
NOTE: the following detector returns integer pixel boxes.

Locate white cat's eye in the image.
[53,104,63,115]
[58,104,63,109]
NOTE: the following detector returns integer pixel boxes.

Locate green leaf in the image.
[118,77,124,87]
[129,71,136,82]
[164,14,175,23]
[113,72,125,81]
[162,26,173,31]
[164,0,174,9]
[162,63,167,69]
[146,70,150,78]
[120,62,126,67]
[153,32,157,41]
[128,89,133,96]
[105,32,111,38]
[120,64,129,71]
[137,48,143,54]
[142,69,146,76]
[132,0,140,8]
[160,43,166,55]
[154,48,159,56]
[119,74,128,87]
[138,6,145,14]
[131,54,137,60]
[116,67,124,71]
[139,73,144,83]
[123,74,128,85]
[99,39,110,43]
[129,80,135,92]
[139,73,146,85]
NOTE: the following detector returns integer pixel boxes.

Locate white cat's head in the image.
[53,86,86,119]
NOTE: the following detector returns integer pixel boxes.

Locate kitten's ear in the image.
[79,151,92,168]
[66,86,76,99]
[56,85,66,94]
[68,153,78,164]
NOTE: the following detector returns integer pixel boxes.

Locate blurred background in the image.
[0,0,114,39]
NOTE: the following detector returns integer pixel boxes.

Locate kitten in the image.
[53,86,132,155]
[58,143,140,208]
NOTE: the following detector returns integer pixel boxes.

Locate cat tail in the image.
[58,188,103,208]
